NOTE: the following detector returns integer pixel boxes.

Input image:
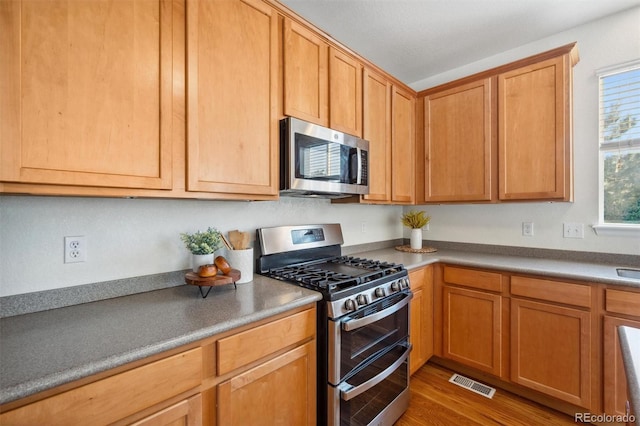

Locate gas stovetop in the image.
[257,223,411,318]
[265,255,405,293]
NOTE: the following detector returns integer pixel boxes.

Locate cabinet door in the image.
[511,298,590,408]
[498,55,572,200]
[362,68,391,202]
[410,287,425,375]
[424,78,495,202]
[186,0,278,196]
[217,341,316,425]
[329,47,362,137]
[443,286,502,376]
[131,394,202,426]
[283,19,329,127]
[0,0,172,190]
[391,85,416,204]
[409,266,433,375]
[604,316,640,417]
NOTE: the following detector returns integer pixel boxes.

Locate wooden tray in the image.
[185,269,240,298]
[394,245,438,254]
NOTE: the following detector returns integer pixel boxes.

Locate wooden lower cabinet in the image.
[0,348,203,426]
[511,297,591,408]
[603,287,640,418]
[0,305,317,426]
[132,394,202,426]
[436,265,605,415]
[604,316,640,417]
[442,285,503,376]
[409,266,433,375]
[217,341,316,425]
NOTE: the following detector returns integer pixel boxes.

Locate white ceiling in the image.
[279,0,640,88]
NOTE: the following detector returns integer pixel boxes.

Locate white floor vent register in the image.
[449,373,496,399]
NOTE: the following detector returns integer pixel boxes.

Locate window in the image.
[598,61,640,228]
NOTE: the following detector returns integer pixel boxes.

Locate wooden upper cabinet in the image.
[284,20,364,137]
[187,0,278,196]
[417,43,577,204]
[391,85,416,204]
[362,68,391,202]
[329,47,363,137]
[498,54,573,201]
[0,0,173,189]
[424,78,495,202]
[283,19,329,127]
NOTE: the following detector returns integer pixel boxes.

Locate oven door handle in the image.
[341,291,412,332]
[338,343,411,401]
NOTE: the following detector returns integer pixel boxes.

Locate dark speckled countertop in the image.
[0,277,321,405]
[351,246,640,289]
[1,243,639,406]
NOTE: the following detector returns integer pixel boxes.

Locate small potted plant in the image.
[401,210,430,250]
[180,227,223,272]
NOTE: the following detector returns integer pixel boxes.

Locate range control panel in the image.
[291,228,325,245]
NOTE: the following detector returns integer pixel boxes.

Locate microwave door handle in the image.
[341,291,413,332]
[355,148,362,185]
[338,343,411,401]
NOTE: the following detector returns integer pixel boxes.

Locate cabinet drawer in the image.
[606,289,640,317]
[511,276,591,308]
[1,348,202,426]
[409,266,429,290]
[443,265,502,292]
[217,308,316,375]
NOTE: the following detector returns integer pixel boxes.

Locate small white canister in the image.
[225,248,254,284]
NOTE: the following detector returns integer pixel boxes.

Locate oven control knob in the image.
[401,279,410,289]
[374,287,385,298]
[356,294,368,305]
[344,299,357,311]
[390,281,400,292]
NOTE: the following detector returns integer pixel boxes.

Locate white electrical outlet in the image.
[361,222,366,233]
[522,222,534,237]
[563,223,584,239]
[64,236,87,263]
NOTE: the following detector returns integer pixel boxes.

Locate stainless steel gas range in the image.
[257,224,412,426]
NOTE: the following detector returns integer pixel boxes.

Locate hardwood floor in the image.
[396,363,579,425]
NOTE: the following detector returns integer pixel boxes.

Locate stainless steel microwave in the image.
[280,117,369,198]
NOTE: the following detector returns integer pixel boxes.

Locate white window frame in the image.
[593,59,640,237]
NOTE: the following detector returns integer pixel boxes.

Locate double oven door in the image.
[327,289,412,426]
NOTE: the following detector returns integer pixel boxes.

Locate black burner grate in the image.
[266,256,404,293]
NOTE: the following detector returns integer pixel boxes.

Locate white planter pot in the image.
[410,228,423,250]
[192,253,215,272]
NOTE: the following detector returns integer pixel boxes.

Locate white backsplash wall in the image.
[407,6,640,257]
[0,196,402,297]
